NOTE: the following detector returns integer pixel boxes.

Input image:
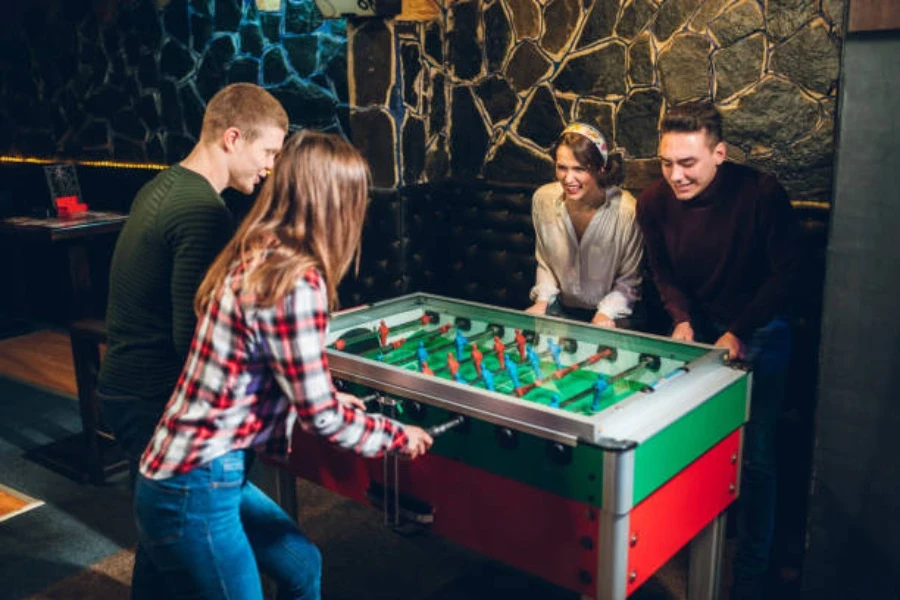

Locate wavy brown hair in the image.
[195,130,370,315]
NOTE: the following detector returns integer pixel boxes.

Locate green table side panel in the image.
[384,400,607,508]
[632,376,748,504]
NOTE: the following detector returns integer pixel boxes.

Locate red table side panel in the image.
[288,431,598,596]
[287,429,375,504]
[398,453,598,596]
[625,428,741,596]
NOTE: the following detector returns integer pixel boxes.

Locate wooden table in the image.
[0,211,128,320]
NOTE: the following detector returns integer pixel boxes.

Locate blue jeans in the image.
[134,449,322,600]
[695,317,791,597]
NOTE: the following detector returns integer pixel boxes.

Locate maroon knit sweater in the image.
[636,161,805,340]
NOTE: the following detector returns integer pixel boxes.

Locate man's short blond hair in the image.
[201,83,289,143]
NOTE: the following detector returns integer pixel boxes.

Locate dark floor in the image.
[0,371,805,599]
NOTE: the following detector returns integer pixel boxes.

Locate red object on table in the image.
[55,195,88,217]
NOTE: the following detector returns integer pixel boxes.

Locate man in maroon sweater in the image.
[636,101,804,600]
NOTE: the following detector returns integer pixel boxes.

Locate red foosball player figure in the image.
[493,335,506,370]
[514,329,527,362]
[446,352,463,383]
[420,361,434,376]
[378,320,390,347]
[471,343,484,376]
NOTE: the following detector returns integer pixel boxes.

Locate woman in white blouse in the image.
[526,123,644,328]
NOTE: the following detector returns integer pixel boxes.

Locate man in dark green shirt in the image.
[97,83,287,599]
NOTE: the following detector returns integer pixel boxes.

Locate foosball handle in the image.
[427,415,466,437]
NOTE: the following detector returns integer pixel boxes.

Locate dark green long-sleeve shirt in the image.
[98,165,235,402]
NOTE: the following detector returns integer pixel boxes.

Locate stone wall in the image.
[0,0,347,163]
[349,0,843,204]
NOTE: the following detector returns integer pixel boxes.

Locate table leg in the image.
[687,511,727,600]
[67,242,95,318]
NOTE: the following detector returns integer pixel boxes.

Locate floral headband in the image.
[561,122,609,164]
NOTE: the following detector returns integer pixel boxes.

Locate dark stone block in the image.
[130,1,164,49]
[770,23,840,95]
[475,75,518,124]
[137,93,161,132]
[616,89,662,158]
[542,0,581,54]
[629,34,654,86]
[653,0,701,43]
[750,118,833,198]
[450,86,489,178]
[113,135,147,161]
[658,34,710,103]
[244,0,258,20]
[350,108,396,187]
[425,21,443,64]
[160,40,196,81]
[284,35,318,78]
[148,134,166,162]
[508,0,541,39]
[191,0,212,17]
[353,21,392,106]
[111,108,148,141]
[616,0,656,39]
[714,33,764,101]
[159,79,184,132]
[483,136,554,184]
[766,0,816,41]
[337,103,351,139]
[192,14,213,53]
[709,0,763,47]
[180,84,206,137]
[401,43,421,109]
[84,85,128,119]
[326,19,347,38]
[163,0,190,45]
[506,41,552,93]
[554,42,626,96]
[484,2,511,73]
[403,115,426,184]
[102,26,120,58]
[324,48,349,103]
[108,52,129,88]
[450,1,482,80]
[286,0,324,35]
[556,94,573,121]
[74,119,110,149]
[574,99,614,139]
[430,73,446,136]
[518,85,564,149]
[240,23,265,57]
[425,135,450,181]
[260,13,281,44]
[263,47,291,85]
[197,35,237,100]
[215,0,241,32]
[228,57,260,84]
[723,77,819,149]
[166,132,196,162]
[271,79,338,129]
[138,51,160,89]
[578,0,618,49]
[317,33,344,71]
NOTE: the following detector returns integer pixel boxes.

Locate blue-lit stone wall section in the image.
[0,0,348,163]
[348,0,844,207]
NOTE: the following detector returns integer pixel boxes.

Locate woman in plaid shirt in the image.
[133,131,433,599]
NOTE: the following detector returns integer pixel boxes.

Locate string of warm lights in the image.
[0,156,168,171]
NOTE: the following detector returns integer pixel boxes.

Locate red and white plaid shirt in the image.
[140,264,407,479]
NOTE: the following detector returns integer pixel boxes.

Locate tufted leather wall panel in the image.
[402,180,538,310]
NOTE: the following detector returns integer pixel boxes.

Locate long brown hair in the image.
[195,130,370,315]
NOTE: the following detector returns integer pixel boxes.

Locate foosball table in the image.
[277,294,751,600]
